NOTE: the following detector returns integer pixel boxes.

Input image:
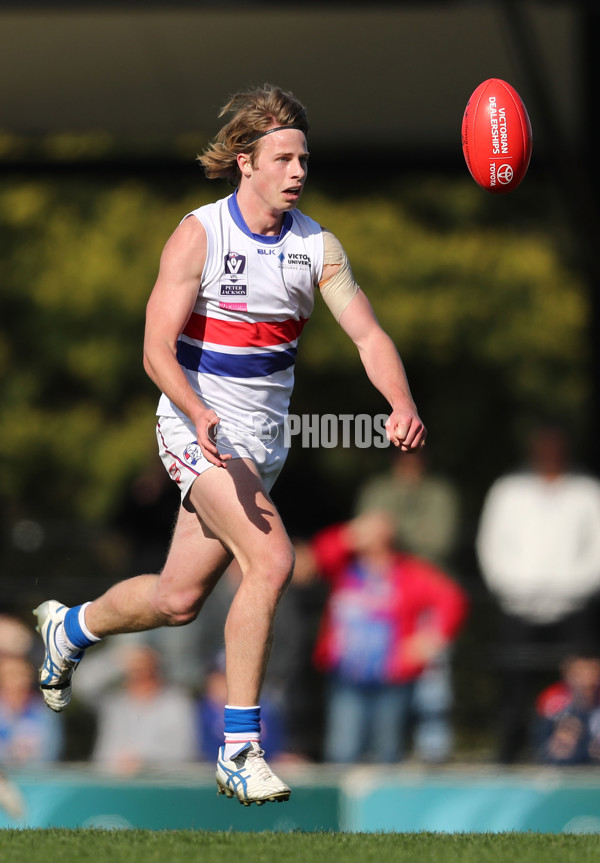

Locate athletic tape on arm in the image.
[319,230,359,322]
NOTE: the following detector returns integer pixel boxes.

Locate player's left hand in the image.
[385,407,426,452]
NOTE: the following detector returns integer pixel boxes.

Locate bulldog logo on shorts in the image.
[183,442,203,466]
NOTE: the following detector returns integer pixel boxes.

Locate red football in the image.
[461,78,532,193]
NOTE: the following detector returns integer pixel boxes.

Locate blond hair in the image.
[198,83,309,186]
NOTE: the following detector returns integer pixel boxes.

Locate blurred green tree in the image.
[0,168,589,531]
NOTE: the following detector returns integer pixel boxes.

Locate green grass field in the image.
[1,830,600,863]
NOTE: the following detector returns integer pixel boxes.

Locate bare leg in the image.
[188,458,294,706]
[85,504,231,637]
[84,457,292,709]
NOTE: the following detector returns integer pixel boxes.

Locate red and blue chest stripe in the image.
[177,313,308,379]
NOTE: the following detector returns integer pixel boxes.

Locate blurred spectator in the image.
[476,425,600,763]
[0,615,35,659]
[0,613,42,821]
[197,650,288,762]
[301,511,468,763]
[86,642,198,774]
[534,654,600,765]
[354,450,463,762]
[0,652,63,765]
[355,449,461,568]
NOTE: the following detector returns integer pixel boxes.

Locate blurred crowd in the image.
[3,422,600,778]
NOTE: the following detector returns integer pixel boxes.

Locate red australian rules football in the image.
[461,78,532,193]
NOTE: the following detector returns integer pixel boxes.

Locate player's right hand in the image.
[196,408,232,468]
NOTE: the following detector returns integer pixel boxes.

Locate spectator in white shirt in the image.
[476,425,600,763]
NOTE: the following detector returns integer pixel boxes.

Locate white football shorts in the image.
[156,413,288,503]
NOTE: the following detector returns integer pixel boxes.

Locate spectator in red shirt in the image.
[296,510,468,764]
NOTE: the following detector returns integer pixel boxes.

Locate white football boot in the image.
[216,742,291,806]
[33,600,83,712]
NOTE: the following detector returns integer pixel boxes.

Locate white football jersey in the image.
[157,193,324,430]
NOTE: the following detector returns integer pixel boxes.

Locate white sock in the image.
[55,623,82,658]
[77,603,101,643]
[56,603,100,657]
[223,740,257,760]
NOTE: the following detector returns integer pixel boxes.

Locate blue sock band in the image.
[224,706,261,736]
[63,605,96,650]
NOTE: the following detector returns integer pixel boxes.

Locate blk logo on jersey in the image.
[224,251,246,282]
[257,248,282,257]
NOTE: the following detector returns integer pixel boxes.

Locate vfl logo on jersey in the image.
[224,251,246,282]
